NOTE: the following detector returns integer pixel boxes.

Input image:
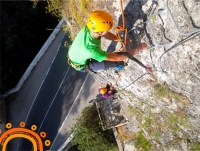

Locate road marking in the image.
[16,42,62,151]
[36,66,70,133]
[50,73,89,150]
[62,32,65,39]
[16,78,45,150]
[52,43,61,63]
[46,68,50,76]
[57,132,75,151]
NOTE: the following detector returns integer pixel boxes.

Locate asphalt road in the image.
[7,31,100,150]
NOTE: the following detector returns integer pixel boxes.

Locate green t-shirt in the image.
[68,26,108,69]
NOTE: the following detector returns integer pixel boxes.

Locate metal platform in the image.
[95,96,129,131]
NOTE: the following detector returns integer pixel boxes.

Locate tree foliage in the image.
[45,0,96,40]
[70,105,118,151]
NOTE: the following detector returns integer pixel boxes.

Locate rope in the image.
[120,73,147,91]
[120,0,125,28]
[113,0,128,86]
[115,0,128,52]
[114,0,154,86]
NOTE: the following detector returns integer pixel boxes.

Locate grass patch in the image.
[190,142,200,151]
[154,83,190,107]
[128,105,143,123]
[135,131,152,151]
[154,84,168,99]
[142,113,155,128]
[167,110,191,130]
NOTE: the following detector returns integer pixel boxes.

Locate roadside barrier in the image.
[1,19,65,97]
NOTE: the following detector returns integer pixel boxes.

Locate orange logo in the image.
[0,122,51,151]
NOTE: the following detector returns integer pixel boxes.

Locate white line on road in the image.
[50,73,89,150]
[17,42,62,151]
[36,66,70,133]
[62,32,65,39]
[57,132,75,151]
[24,42,61,124]
[52,43,61,63]
[46,68,50,76]
[16,78,45,150]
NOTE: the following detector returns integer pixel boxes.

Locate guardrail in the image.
[1,19,65,98]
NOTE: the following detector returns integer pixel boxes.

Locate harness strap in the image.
[67,56,98,74]
[67,57,85,70]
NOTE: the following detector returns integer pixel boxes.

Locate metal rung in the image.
[128,9,174,47]
[166,0,200,36]
[148,9,174,47]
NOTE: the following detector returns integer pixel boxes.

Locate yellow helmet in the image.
[87,10,113,32]
[100,88,107,95]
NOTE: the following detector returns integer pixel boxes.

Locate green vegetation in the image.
[135,131,152,151]
[70,105,118,151]
[128,105,143,123]
[123,82,196,150]
[190,142,200,151]
[45,0,93,40]
[167,110,192,130]
[142,114,153,128]
[154,83,190,107]
[151,15,156,22]
[154,84,168,99]
[45,0,63,19]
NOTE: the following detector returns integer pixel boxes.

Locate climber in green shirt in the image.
[68,10,147,72]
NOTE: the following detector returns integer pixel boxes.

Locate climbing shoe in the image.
[114,61,127,71]
[114,64,124,71]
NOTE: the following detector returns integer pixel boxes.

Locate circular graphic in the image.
[45,140,51,146]
[0,122,51,151]
[6,123,12,129]
[31,125,37,131]
[20,122,25,127]
[40,132,46,138]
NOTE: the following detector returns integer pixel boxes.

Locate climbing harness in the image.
[67,56,85,70]
[68,55,98,74]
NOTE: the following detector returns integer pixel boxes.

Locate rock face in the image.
[100,0,200,150]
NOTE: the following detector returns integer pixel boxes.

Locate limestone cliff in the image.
[99,0,200,150]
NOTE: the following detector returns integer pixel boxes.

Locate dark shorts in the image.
[79,60,124,72]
